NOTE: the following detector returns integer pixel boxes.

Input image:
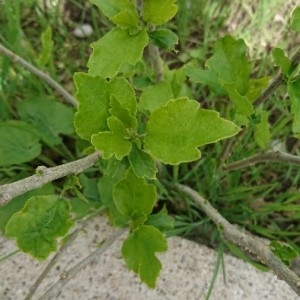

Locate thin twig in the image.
[0,152,100,206]
[223,150,300,171]
[0,43,77,107]
[38,228,127,300]
[0,249,19,263]
[220,128,247,163]
[176,184,300,296]
[253,48,300,108]
[252,71,283,108]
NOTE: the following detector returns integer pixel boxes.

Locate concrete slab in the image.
[0,216,298,299]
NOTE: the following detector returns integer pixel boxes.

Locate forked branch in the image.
[176,184,300,296]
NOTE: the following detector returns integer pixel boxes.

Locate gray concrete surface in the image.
[0,216,298,300]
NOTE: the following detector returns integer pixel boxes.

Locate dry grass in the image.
[225,0,300,57]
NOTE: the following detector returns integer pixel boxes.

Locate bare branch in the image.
[0,43,78,107]
[39,228,127,300]
[0,152,100,206]
[176,184,300,296]
[223,150,300,171]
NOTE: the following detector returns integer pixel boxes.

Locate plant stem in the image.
[220,128,247,163]
[0,43,77,107]
[38,228,127,300]
[146,24,164,82]
[253,48,300,108]
[223,150,300,171]
[253,71,283,108]
[0,151,100,206]
[176,184,300,296]
[147,43,164,81]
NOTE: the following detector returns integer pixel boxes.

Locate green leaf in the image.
[287,77,300,136]
[92,116,132,159]
[290,6,300,32]
[145,206,174,233]
[0,121,41,166]
[254,110,270,148]
[246,77,271,102]
[128,143,157,179]
[88,28,149,78]
[17,97,74,146]
[5,196,73,259]
[185,66,225,95]
[111,10,140,34]
[78,173,101,202]
[149,28,178,50]
[206,35,250,95]
[0,184,55,232]
[74,73,110,140]
[90,0,140,33]
[144,98,240,164]
[122,225,167,288]
[74,74,136,141]
[90,0,136,19]
[98,160,128,226]
[109,76,137,116]
[109,96,137,129]
[139,81,173,112]
[167,67,186,97]
[272,48,291,76]
[143,0,178,25]
[38,26,53,66]
[222,82,254,125]
[270,241,298,266]
[113,168,157,219]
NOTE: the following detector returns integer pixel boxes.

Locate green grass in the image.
[166,0,300,251]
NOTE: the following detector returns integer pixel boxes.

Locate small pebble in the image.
[73,24,93,38]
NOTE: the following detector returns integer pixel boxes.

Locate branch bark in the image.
[0,152,100,206]
[223,150,300,171]
[176,184,300,296]
[0,43,78,107]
